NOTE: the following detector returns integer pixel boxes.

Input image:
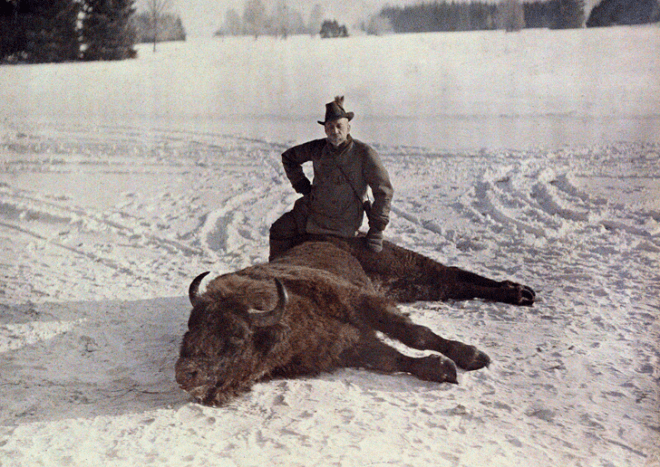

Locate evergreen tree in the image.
[555,0,585,28]
[380,2,499,34]
[30,0,79,62]
[524,1,557,29]
[1,0,25,62]
[82,0,136,61]
[1,0,79,63]
[320,19,348,38]
[587,0,660,27]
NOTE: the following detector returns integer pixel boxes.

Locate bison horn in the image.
[248,278,288,327]
[189,272,210,306]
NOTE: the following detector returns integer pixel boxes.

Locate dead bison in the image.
[176,240,534,406]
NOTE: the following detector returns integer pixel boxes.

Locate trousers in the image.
[269,196,310,260]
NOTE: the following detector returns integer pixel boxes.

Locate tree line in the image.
[0,0,186,64]
[379,0,586,33]
[4,0,656,63]
[217,0,326,38]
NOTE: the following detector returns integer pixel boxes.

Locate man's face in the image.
[324,118,351,147]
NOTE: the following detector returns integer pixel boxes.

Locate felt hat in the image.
[318,96,354,125]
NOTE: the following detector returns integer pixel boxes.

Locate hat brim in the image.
[318,112,354,125]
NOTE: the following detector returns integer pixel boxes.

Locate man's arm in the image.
[363,147,394,232]
[281,140,322,194]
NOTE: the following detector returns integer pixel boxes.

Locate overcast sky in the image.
[136,0,601,38]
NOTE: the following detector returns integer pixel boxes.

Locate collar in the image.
[326,135,353,154]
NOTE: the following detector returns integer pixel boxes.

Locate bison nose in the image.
[175,360,204,388]
[184,370,198,382]
[176,369,197,387]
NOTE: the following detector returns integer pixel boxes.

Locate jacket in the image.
[281,136,394,237]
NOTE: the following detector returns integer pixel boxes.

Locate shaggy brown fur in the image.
[176,241,493,406]
[298,234,535,305]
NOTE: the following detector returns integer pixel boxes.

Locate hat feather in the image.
[334,96,345,107]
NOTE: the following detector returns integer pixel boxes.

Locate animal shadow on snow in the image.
[0,293,456,425]
[0,297,193,425]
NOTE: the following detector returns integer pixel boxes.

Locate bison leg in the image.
[443,268,536,306]
[317,235,536,306]
[341,337,458,384]
[359,296,490,371]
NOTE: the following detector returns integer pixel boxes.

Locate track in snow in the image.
[1,125,659,466]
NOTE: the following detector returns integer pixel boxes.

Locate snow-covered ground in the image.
[1,27,659,466]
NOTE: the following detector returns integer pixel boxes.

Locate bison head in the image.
[175,272,290,406]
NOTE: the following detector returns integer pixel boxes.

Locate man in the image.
[269,96,394,260]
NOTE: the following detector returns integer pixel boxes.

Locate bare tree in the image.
[308,4,324,35]
[145,0,173,51]
[498,0,525,32]
[243,0,266,38]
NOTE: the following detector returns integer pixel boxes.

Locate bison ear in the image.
[253,325,288,355]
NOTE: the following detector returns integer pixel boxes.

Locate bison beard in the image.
[176,239,535,406]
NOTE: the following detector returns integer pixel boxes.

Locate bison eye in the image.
[228,323,249,344]
[215,332,247,356]
[253,326,286,354]
[229,335,245,346]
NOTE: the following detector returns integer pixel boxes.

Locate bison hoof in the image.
[446,342,490,371]
[520,285,536,306]
[411,355,458,384]
[503,281,536,306]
